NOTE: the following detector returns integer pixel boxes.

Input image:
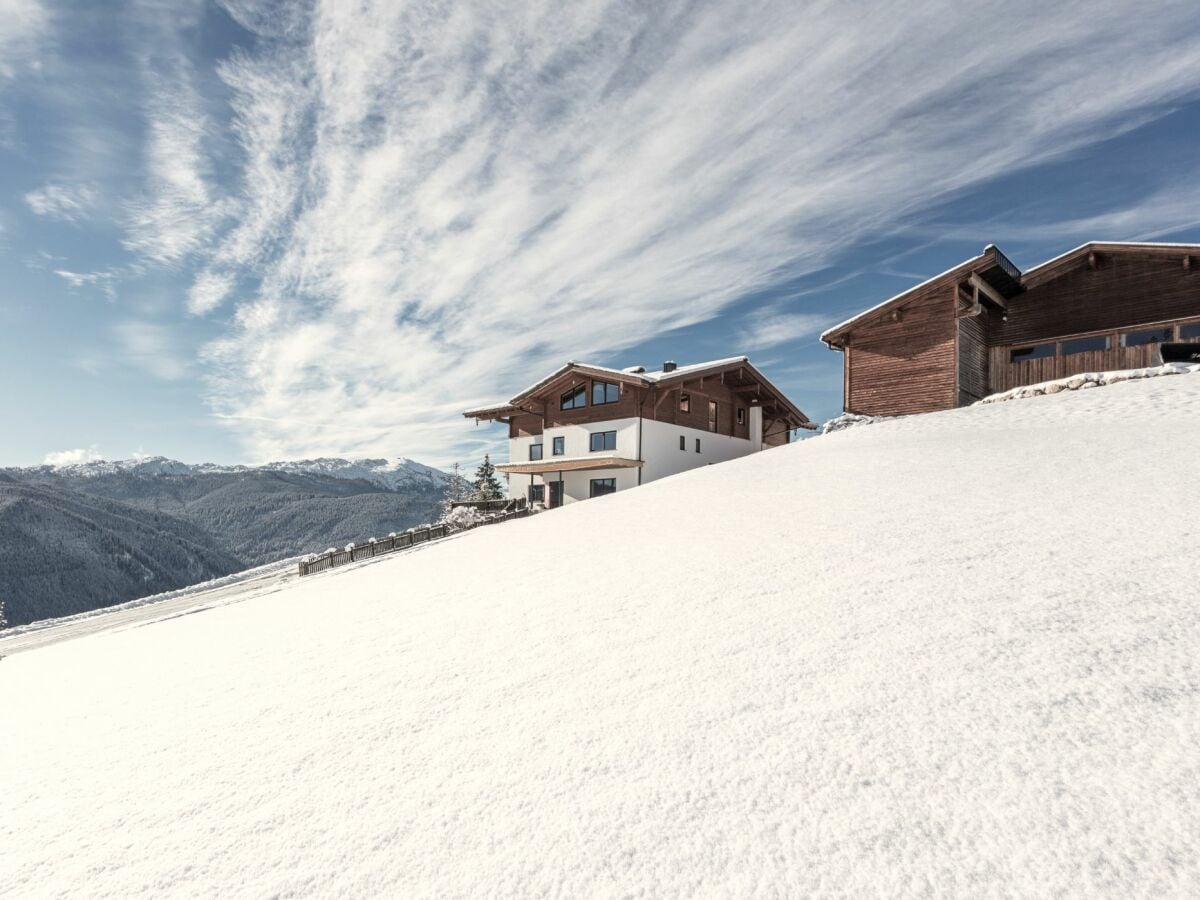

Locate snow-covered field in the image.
[4,374,1200,897]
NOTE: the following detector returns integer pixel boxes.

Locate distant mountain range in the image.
[0,457,460,628]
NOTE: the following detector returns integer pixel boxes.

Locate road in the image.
[0,561,300,657]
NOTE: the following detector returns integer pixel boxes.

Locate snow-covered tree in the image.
[438,462,470,522]
[0,597,7,630]
[471,454,504,501]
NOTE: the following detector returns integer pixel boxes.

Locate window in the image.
[708,400,718,432]
[679,435,686,451]
[1181,323,1200,340]
[592,381,620,405]
[589,431,617,452]
[737,407,745,426]
[1122,327,1174,347]
[1062,335,1110,356]
[589,478,617,498]
[528,485,545,503]
[695,438,701,453]
[552,436,565,456]
[529,443,543,461]
[1010,343,1055,362]
[560,384,586,409]
[679,392,690,413]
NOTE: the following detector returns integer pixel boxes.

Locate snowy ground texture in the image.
[977,360,1200,405]
[4,374,1200,897]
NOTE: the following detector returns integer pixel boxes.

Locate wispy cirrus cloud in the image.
[121,1,233,267]
[0,0,47,80]
[26,182,99,222]
[187,269,236,315]
[114,320,190,381]
[738,311,831,352]
[182,0,1200,463]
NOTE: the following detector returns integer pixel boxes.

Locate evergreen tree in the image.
[471,454,504,501]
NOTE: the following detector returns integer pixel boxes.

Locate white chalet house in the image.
[463,357,813,507]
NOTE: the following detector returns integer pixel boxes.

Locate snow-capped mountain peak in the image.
[30,455,454,491]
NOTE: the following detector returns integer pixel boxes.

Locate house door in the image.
[548,480,564,509]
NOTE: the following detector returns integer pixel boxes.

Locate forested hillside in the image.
[0,476,242,626]
[0,458,456,627]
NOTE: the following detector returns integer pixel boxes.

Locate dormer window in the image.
[560,384,586,409]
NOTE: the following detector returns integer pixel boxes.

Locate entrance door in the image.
[548,480,564,509]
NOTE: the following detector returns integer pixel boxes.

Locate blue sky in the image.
[2,0,1200,469]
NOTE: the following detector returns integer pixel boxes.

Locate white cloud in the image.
[122,2,232,266]
[93,0,1200,463]
[114,320,190,381]
[24,182,98,222]
[187,270,235,315]
[44,445,102,466]
[0,0,46,81]
[53,267,119,300]
[738,311,832,352]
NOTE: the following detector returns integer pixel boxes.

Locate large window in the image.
[552,436,565,456]
[589,431,617,452]
[708,400,718,432]
[560,384,586,409]
[528,484,545,504]
[679,392,690,413]
[1062,335,1110,356]
[529,443,543,461]
[592,381,620,405]
[1010,343,1055,362]
[1122,327,1174,347]
[1181,322,1200,340]
[589,478,617,498]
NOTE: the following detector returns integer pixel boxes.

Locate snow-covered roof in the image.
[1020,241,1200,281]
[464,355,809,426]
[823,241,1200,346]
[820,250,991,345]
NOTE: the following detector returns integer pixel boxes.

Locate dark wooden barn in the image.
[822,242,1200,417]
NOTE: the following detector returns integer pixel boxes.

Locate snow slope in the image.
[4,375,1200,897]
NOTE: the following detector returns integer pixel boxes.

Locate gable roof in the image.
[821,241,1200,349]
[464,356,813,428]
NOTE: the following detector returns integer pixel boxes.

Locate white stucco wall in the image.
[501,415,761,502]
[638,418,756,484]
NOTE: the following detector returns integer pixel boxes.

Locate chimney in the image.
[662,360,677,373]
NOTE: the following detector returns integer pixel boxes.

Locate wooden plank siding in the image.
[836,246,1200,416]
[845,285,957,416]
[989,315,1200,394]
[992,252,1200,345]
[508,372,759,441]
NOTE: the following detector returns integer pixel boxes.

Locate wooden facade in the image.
[474,358,812,445]
[824,243,1200,417]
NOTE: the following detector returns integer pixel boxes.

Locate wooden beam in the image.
[968,273,1007,310]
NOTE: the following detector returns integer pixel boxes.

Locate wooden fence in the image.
[297,503,531,577]
[449,498,524,514]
